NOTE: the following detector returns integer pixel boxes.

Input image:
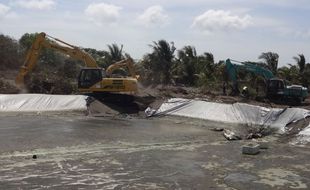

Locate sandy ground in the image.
[0,115,309,189]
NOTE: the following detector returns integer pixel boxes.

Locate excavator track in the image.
[87,92,135,104]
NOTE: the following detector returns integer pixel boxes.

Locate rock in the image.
[32,155,37,159]
[242,144,260,155]
[223,129,242,140]
[246,133,263,139]
[210,127,224,132]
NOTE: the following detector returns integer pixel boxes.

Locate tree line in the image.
[0,32,309,94]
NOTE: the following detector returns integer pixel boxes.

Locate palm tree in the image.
[278,66,291,80]
[258,52,279,75]
[302,63,310,88]
[293,54,306,74]
[107,44,124,62]
[278,66,299,83]
[148,40,176,84]
[197,52,215,75]
[195,52,218,88]
[178,46,197,59]
[176,46,197,85]
[203,52,214,64]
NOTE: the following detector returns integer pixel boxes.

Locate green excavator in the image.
[225,59,308,104]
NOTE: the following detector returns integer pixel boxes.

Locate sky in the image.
[0,0,309,66]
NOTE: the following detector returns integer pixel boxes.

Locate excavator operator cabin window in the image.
[101,69,106,78]
[279,81,284,89]
[78,69,102,88]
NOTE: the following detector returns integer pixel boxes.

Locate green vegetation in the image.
[0,34,22,70]
[0,32,309,96]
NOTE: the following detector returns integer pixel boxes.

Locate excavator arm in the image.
[225,59,274,94]
[16,32,98,86]
[106,58,138,79]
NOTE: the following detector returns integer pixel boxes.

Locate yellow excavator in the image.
[15,32,138,94]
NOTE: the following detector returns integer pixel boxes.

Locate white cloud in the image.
[192,10,253,34]
[14,0,55,10]
[0,3,10,19]
[278,27,310,39]
[137,5,169,28]
[284,28,310,39]
[84,2,122,25]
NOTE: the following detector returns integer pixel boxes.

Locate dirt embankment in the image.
[134,84,310,110]
[1,68,310,117]
[86,84,310,121]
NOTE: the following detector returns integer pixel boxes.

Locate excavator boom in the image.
[16,33,46,86]
[16,32,98,86]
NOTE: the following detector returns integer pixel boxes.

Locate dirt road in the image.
[0,115,309,189]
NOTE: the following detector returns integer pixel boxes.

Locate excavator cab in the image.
[78,68,103,89]
[266,79,285,99]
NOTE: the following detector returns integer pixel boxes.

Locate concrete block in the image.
[258,141,269,149]
[242,143,260,155]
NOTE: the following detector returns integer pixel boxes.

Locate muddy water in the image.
[0,115,309,189]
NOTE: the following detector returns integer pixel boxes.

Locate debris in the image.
[86,96,96,107]
[223,129,242,140]
[242,143,260,155]
[145,107,157,117]
[246,132,263,139]
[32,155,37,159]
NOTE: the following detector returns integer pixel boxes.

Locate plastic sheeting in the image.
[0,94,88,112]
[151,98,310,132]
